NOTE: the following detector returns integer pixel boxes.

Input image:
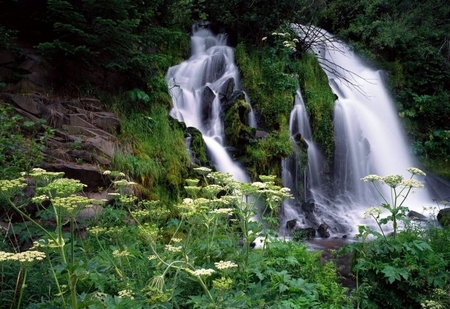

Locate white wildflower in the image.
[406,167,426,176]
[383,174,403,188]
[214,260,238,270]
[401,179,424,189]
[361,174,383,182]
[187,268,215,277]
[363,207,383,219]
[165,244,182,252]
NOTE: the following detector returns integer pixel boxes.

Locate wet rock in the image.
[201,86,215,122]
[317,223,331,238]
[3,92,120,169]
[293,227,316,240]
[407,210,428,222]
[286,218,298,230]
[437,208,450,227]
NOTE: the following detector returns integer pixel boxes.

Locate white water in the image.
[166,24,249,182]
[289,25,433,235]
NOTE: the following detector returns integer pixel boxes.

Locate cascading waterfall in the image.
[166,23,250,182]
[167,22,436,238]
[288,25,433,235]
[281,88,351,236]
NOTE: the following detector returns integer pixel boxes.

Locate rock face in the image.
[2,92,121,190]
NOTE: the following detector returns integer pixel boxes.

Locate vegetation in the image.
[109,94,190,203]
[0,168,351,308]
[0,104,53,180]
[1,1,450,308]
[344,168,450,309]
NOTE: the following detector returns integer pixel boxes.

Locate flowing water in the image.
[167,23,435,237]
[166,24,250,182]
[287,25,433,236]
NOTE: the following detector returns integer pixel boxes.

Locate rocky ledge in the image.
[1,92,122,191]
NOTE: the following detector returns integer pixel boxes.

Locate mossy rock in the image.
[437,208,450,227]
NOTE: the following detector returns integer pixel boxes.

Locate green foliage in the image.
[0,168,352,308]
[0,104,53,180]
[235,43,296,131]
[202,0,328,44]
[297,53,336,159]
[345,168,450,308]
[111,100,189,202]
[245,122,293,177]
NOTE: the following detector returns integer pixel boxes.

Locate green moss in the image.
[297,54,336,159]
[111,98,190,203]
[244,117,293,178]
[235,43,296,131]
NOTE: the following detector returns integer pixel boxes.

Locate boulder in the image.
[317,223,331,238]
[292,227,316,240]
[286,218,298,230]
[41,163,109,191]
[3,92,120,168]
[437,208,450,227]
[407,210,428,222]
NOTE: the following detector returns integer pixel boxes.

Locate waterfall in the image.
[281,88,349,236]
[166,23,249,182]
[288,25,433,235]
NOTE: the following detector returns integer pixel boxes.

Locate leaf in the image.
[382,265,409,283]
[285,255,299,266]
[278,283,289,293]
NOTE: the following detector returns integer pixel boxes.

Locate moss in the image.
[111,99,190,203]
[235,43,296,131]
[297,54,336,160]
[243,117,293,179]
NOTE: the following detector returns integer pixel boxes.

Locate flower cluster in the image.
[407,167,426,176]
[361,174,383,182]
[28,168,64,186]
[32,194,49,204]
[113,179,137,187]
[165,244,182,253]
[117,289,134,299]
[194,167,212,175]
[210,208,234,215]
[33,238,60,249]
[112,249,131,258]
[176,198,209,217]
[401,179,424,189]
[0,250,46,264]
[0,177,26,197]
[421,299,443,309]
[202,184,223,199]
[37,178,86,197]
[212,277,233,290]
[185,178,199,186]
[103,170,126,178]
[361,168,426,189]
[214,260,238,270]
[383,174,404,188]
[186,268,215,277]
[51,195,93,217]
[363,207,383,219]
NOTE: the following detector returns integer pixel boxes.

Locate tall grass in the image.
[109,94,189,203]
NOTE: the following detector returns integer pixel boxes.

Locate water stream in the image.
[287,25,433,236]
[166,24,250,182]
[167,23,436,238]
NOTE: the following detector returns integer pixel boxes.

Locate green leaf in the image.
[382,265,409,284]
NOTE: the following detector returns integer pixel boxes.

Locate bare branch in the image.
[292,23,376,97]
